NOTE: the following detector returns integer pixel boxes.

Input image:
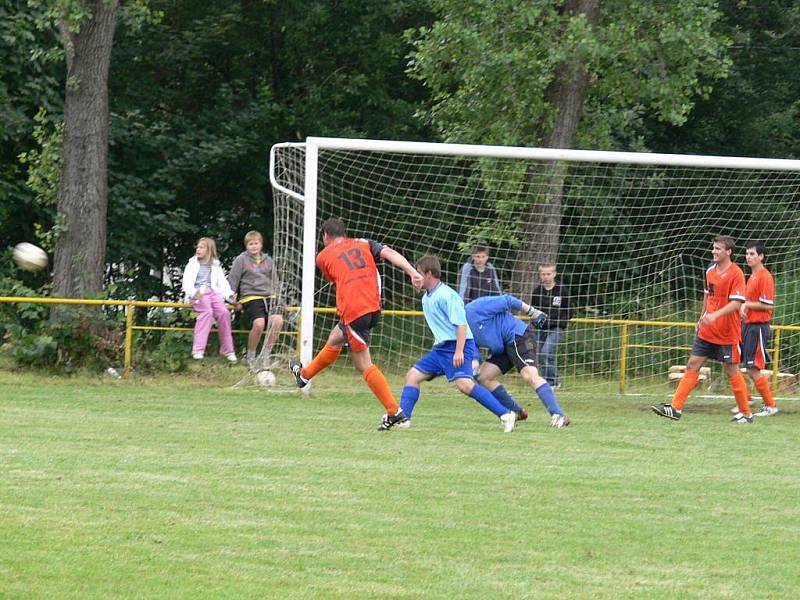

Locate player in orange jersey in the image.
[739,240,778,417]
[288,217,424,430]
[652,235,753,423]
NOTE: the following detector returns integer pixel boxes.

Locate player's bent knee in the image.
[723,363,740,376]
[520,366,543,387]
[454,377,474,394]
[405,367,427,386]
[269,314,284,328]
[686,356,705,371]
[477,374,495,387]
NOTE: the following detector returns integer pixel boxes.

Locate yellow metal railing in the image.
[572,317,800,393]
[1,296,797,391]
[0,296,423,378]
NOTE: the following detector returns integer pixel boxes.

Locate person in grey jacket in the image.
[457,245,503,303]
[228,230,284,370]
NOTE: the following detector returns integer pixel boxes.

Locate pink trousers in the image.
[192,291,234,355]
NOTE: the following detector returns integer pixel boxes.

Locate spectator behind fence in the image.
[457,245,502,303]
[530,263,571,388]
[181,237,237,363]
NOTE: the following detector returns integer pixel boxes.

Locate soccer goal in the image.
[270,137,800,393]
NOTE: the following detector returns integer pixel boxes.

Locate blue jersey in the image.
[422,281,474,346]
[465,295,528,354]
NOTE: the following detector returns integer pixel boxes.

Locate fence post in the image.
[124,302,135,378]
[619,323,629,394]
[771,327,781,391]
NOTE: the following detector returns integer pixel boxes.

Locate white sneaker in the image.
[550,414,571,428]
[730,412,754,424]
[225,353,238,363]
[754,405,779,417]
[191,351,204,360]
[500,411,516,433]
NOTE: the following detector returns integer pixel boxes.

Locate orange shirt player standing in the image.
[289,217,423,431]
[652,235,752,423]
[740,240,778,417]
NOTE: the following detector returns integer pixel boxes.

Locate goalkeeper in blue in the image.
[399,255,518,432]
[465,294,571,428]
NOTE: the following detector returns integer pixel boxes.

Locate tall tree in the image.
[52,0,118,300]
[409,0,731,297]
[515,0,600,297]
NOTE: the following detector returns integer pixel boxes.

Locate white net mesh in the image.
[271,141,800,394]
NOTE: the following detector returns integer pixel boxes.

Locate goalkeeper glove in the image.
[527,306,547,329]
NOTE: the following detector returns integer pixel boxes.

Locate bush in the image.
[0,288,124,373]
[132,308,193,374]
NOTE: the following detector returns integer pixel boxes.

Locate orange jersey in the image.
[698,262,746,345]
[316,237,384,324]
[744,268,774,324]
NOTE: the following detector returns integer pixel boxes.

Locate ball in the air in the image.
[255,370,276,387]
[12,242,48,272]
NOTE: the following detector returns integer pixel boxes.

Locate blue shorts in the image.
[691,337,741,364]
[742,323,771,370]
[414,339,478,382]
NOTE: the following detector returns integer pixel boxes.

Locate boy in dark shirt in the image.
[530,263,571,388]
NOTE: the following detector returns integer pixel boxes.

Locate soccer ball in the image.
[255,370,276,387]
[13,242,48,272]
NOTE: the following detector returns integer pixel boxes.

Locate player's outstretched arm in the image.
[519,300,547,328]
[380,246,423,289]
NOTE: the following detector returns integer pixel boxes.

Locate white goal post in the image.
[270,137,800,392]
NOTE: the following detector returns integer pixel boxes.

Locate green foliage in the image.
[102,0,434,301]
[132,309,193,374]
[0,255,52,346]
[3,329,57,367]
[645,0,800,159]
[0,0,62,250]
[409,0,731,148]
[0,267,123,373]
[1,304,124,373]
[4,0,436,304]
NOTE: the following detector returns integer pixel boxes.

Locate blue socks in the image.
[400,383,512,419]
[536,381,563,415]
[400,385,420,418]
[491,385,522,413]
[469,383,509,417]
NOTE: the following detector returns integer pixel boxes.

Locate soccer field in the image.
[1,370,798,599]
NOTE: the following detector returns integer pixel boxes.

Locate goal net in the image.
[270,138,800,394]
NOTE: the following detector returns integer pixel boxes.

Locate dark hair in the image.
[744,240,766,258]
[321,217,347,238]
[471,245,489,255]
[713,235,735,251]
[416,255,441,278]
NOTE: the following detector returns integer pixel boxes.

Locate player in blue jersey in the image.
[466,294,570,428]
[398,256,518,432]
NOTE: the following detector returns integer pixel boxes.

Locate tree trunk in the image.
[511,0,600,300]
[52,0,118,303]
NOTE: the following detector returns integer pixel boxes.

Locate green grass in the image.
[1,369,799,599]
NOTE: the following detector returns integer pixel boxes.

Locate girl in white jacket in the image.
[181,237,237,361]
